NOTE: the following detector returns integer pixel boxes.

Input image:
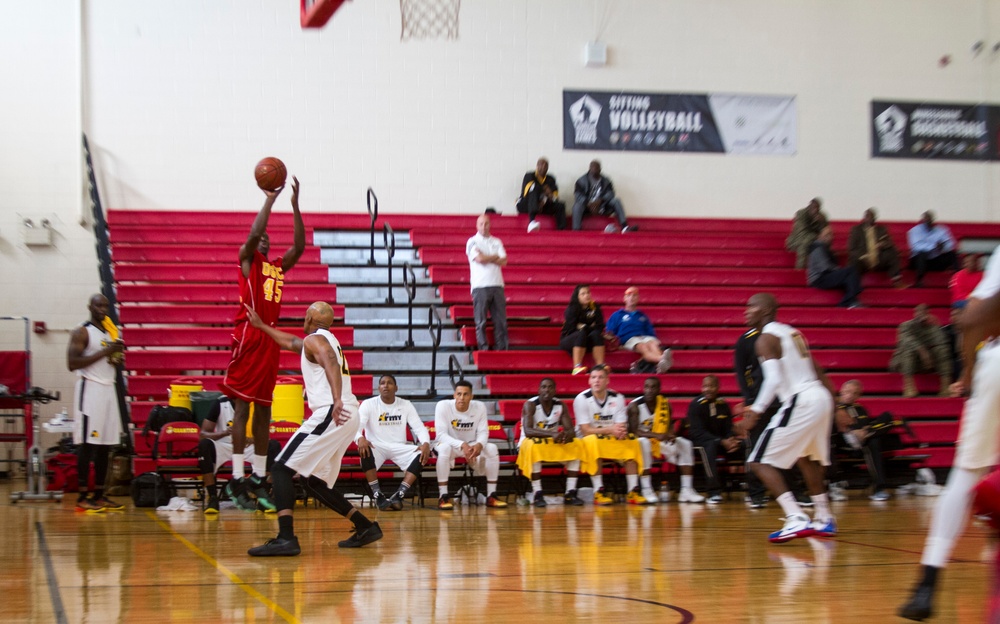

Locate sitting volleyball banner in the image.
[871,100,1000,161]
[563,89,797,155]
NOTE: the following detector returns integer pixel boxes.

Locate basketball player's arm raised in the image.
[66,326,123,371]
[244,304,302,352]
[239,186,283,278]
[280,177,306,273]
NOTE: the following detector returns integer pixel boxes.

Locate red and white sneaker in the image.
[768,514,814,543]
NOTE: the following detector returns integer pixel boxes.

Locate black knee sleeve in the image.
[77,444,94,490]
[271,462,296,512]
[197,438,216,475]
[304,475,355,517]
[92,445,110,488]
[360,453,376,472]
[405,456,423,476]
[265,439,281,471]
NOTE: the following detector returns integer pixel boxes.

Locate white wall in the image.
[3,0,1000,412]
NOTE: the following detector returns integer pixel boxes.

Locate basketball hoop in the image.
[399,0,460,41]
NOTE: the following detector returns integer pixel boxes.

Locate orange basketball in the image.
[254,157,287,192]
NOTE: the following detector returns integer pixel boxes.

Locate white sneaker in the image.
[658,489,671,503]
[769,513,814,543]
[829,486,848,502]
[641,489,658,505]
[656,349,673,373]
[527,220,541,233]
[678,488,705,503]
[604,224,619,234]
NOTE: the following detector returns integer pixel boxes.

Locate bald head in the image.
[304,301,335,333]
[745,292,778,329]
[88,294,110,323]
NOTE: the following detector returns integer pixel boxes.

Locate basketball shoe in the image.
[339,522,384,548]
[75,496,104,513]
[809,517,838,538]
[246,475,276,512]
[374,491,392,511]
[626,488,648,505]
[768,513,814,543]
[387,491,405,511]
[224,477,257,512]
[593,489,614,506]
[532,491,547,508]
[94,496,125,511]
[486,494,508,508]
[564,490,584,506]
[248,536,301,557]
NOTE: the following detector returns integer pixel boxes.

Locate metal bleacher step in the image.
[354,328,465,349]
[320,248,419,264]
[344,305,444,324]
[313,231,414,248]
[389,374,486,394]
[363,350,473,371]
[335,285,440,304]
[328,266,432,285]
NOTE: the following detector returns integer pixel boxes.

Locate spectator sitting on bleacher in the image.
[949,253,983,308]
[807,226,863,308]
[561,284,607,375]
[198,397,281,514]
[785,197,828,269]
[516,378,585,507]
[847,207,904,288]
[832,380,898,502]
[572,160,636,233]
[891,304,953,398]
[517,157,567,232]
[573,365,645,505]
[627,376,705,505]
[605,286,672,374]
[357,374,431,512]
[907,210,958,288]
[434,380,507,510]
[686,375,742,504]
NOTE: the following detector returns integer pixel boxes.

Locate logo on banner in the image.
[570,95,602,145]
[874,106,908,153]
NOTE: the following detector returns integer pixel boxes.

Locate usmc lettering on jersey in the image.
[378,412,403,424]
[451,419,476,430]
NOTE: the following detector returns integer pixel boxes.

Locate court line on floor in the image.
[145,511,300,623]
[35,521,68,624]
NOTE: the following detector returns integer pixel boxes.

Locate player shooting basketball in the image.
[220,175,306,511]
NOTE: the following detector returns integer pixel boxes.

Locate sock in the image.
[232,453,245,479]
[640,475,652,491]
[681,474,693,490]
[397,481,411,498]
[919,565,940,589]
[350,510,373,530]
[532,480,542,493]
[566,476,578,492]
[591,475,603,491]
[439,485,448,496]
[626,474,638,492]
[811,492,831,521]
[207,483,218,499]
[776,491,805,518]
[487,482,497,497]
[252,453,267,478]
[369,479,382,496]
[277,515,295,540]
[921,466,981,567]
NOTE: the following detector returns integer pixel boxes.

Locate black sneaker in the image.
[225,477,257,512]
[564,490,584,506]
[248,536,301,557]
[374,491,391,511]
[388,492,404,511]
[204,496,220,515]
[748,494,767,509]
[532,491,547,508]
[247,475,276,512]
[898,585,934,621]
[338,522,383,548]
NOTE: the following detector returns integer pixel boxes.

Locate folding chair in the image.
[153,421,203,504]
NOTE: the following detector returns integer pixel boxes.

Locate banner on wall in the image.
[871,100,998,161]
[563,89,797,155]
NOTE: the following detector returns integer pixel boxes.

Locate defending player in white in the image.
[357,374,431,511]
[735,293,837,543]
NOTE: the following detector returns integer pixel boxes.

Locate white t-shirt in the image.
[434,399,489,448]
[466,233,507,290]
[357,396,430,447]
[573,389,627,436]
[970,250,1000,300]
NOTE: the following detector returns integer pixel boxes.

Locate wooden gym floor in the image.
[3,481,994,623]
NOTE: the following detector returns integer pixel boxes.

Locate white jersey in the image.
[301,328,357,412]
[573,389,627,436]
[760,321,822,401]
[77,322,117,385]
[209,399,235,435]
[519,396,566,443]
[971,249,1000,301]
[630,396,673,436]
[357,396,430,447]
[434,399,489,448]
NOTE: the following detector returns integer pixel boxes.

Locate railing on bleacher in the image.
[366,187,378,266]
[426,306,443,396]
[402,262,417,348]
[383,222,396,304]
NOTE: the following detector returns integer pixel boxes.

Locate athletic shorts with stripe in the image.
[276,403,361,489]
[749,383,833,470]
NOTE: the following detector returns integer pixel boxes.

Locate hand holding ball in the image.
[255,157,287,192]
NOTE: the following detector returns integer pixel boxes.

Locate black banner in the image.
[871,100,999,161]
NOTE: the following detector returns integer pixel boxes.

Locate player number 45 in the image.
[263,278,283,303]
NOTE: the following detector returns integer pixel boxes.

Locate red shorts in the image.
[220,323,280,406]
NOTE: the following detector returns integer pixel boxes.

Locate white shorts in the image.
[955,342,1000,470]
[276,403,361,489]
[73,378,121,445]
[749,384,833,469]
[371,442,422,473]
[638,436,694,468]
[624,336,660,351]
[435,442,500,481]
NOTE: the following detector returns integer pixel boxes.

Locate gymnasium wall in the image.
[2,0,1000,406]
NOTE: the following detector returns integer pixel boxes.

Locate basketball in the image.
[254,157,287,191]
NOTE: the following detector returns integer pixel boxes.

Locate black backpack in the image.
[142,405,195,436]
[130,472,173,507]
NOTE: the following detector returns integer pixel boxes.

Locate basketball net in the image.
[399,0,460,41]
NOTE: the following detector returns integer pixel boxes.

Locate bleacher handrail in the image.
[383,222,396,304]
[447,354,464,390]
[426,306,443,396]
[366,187,378,266]
[402,262,417,348]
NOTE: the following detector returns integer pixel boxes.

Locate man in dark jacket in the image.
[516,157,567,232]
[807,226,863,308]
[572,160,635,232]
[847,208,904,287]
[686,375,741,504]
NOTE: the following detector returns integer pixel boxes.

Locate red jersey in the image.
[234,251,286,326]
